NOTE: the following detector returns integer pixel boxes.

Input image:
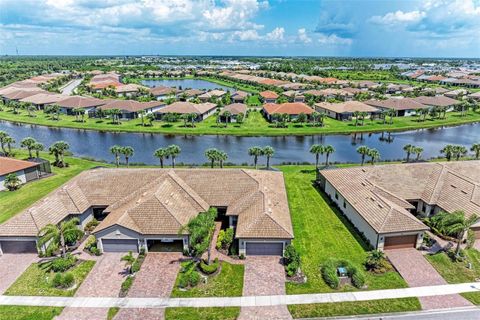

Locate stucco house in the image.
[0,157,45,192]
[365,98,428,117]
[317,161,480,250]
[0,168,293,256]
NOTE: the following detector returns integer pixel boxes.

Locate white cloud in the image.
[317,33,352,45]
[370,10,425,25]
[265,27,284,41]
[297,28,311,43]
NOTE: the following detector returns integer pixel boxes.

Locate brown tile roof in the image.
[365,98,428,111]
[320,161,480,233]
[98,99,164,113]
[149,86,179,96]
[198,90,227,99]
[413,95,461,107]
[0,169,293,239]
[183,89,204,97]
[263,102,314,115]
[115,84,146,94]
[20,93,68,105]
[315,101,379,114]
[156,101,217,115]
[2,89,47,100]
[55,96,106,109]
[259,90,279,99]
[221,103,247,115]
[0,157,38,176]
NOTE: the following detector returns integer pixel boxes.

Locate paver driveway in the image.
[386,249,472,310]
[0,254,37,294]
[114,252,182,320]
[239,256,292,320]
[55,253,127,320]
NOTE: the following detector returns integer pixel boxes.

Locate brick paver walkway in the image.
[239,256,292,320]
[0,254,37,294]
[55,253,127,320]
[114,253,182,320]
[386,248,472,310]
[203,222,245,265]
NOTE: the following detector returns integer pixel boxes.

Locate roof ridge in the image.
[167,171,210,210]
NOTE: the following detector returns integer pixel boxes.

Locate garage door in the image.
[384,235,417,250]
[471,228,480,239]
[246,242,283,256]
[102,239,139,253]
[0,241,37,254]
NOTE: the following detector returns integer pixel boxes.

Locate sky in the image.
[0,0,479,57]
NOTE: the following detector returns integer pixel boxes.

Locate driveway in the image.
[0,254,37,294]
[55,253,127,320]
[386,249,472,310]
[114,252,182,320]
[238,256,292,320]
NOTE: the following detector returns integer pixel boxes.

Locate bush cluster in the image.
[284,244,301,277]
[121,276,133,292]
[51,254,77,272]
[84,235,101,256]
[84,219,99,233]
[320,259,365,289]
[52,272,75,289]
[178,260,202,288]
[199,258,219,275]
[216,228,234,251]
[364,250,391,274]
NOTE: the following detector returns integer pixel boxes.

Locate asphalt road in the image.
[61,78,82,95]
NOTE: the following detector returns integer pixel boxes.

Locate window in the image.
[335,192,339,200]
[343,201,346,209]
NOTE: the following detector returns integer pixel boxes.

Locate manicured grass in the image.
[165,307,240,320]
[1,107,479,136]
[288,298,421,318]
[171,262,244,298]
[0,150,111,224]
[5,260,95,297]
[426,249,480,304]
[0,306,63,320]
[281,166,408,294]
[107,307,120,320]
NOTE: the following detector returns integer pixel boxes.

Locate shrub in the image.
[365,250,390,274]
[222,228,234,249]
[188,271,200,287]
[52,272,75,289]
[121,276,133,292]
[84,219,99,233]
[84,235,97,249]
[131,260,141,274]
[239,253,245,260]
[52,273,63,288]
[284,244,301,277]
[199,258,219,274]
[89,247,101,256]
[321,260,339,289]
[349,266,366,288]
[51,254,77,272]
[178,274,189,288]
[216,230,225,249]
[467,229,476,249]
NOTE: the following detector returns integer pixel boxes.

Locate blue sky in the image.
[0,0,479,57]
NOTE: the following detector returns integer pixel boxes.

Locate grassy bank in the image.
[1,108,480,136]
[165,307,240,320]
[0,306,63,320]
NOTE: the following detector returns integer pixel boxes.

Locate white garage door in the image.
[246,242,283,256]
[102,239,139,253]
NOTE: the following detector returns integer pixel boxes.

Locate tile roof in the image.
[0,157,38,176]
[259,90,279,99]
[365,98,428,111]
[320,161,480,234]
[0,169,293,240]
[156,101,217,115]
[55,96,106,109]
[20,93,68,105]
[149,86,179,96]
[221,103,247,115]
[315,101,379,114]
[413,95,461,107]
[263,102,314,115]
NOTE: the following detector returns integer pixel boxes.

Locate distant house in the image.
[198,90,227,102]
[468,91,480,101]
[149,86,180,100]
[262,102,314,121]
[231,91,249,103]
[315,101,379,121]
[444,89,469,99]
[385,84,413,94]
[413,96,461,110]
[19,93,68,110]
[220,103,247,122]
[281,90,305,103]
[181,89,205,100]
[98,100,165,119]
[115,84,147,97]
[155,101,217,121]
[259,90,279,103]
[0,88,47,103]
[53,96,106,115]
[365,98,428,117]
[354,81,379,90]
[0,157,49,191]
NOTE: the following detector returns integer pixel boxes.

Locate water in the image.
[1,121,479,165]
[141,79,234,92]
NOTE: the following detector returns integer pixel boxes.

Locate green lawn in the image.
[107,307,120,320]
[281,166,408,294]
[426,249,480,304]
[0,306,63,320]
[1,106,480,136]
[288,298,421,318]
[5,260,95,297]
[171,262,244,298]
[165,307,239,320]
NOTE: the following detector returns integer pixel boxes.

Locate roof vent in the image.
[378,203,384,209]
[361,182,367,186]
[165,200,169,205]
[362,169,366,172]
[451,185,457,188]
[461,190,468,195]
[370,197,376,202]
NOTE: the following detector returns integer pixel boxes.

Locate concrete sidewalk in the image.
[1,282,480,309]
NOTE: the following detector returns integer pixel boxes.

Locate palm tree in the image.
[388,108,396,124]
[37,218,82,258]
[4,173,21,191]
[309,144,325,169]
[324,145,335,167]
[442,211,479,257]
[167,144,181,168]
[356,146,370,166]
[353,111,360,126]
[3,136,15,156]
[121,251,136,274]
[217,151,228,168]
[367,148,380,165]
[311,111,320,127]
[49,141,70,167]
[263,146,275,169]
[248,146,263,169]
[440,145,455,161]
[0,131,8,155]
[121,146,134,167]
[403,144,415,162]
[154,148,168,168]
[471,143,480,160]
[110,145,122,167]
[452,145,467,161]
[138,110,146,126]
[21,137,37,159]
[205,148,219,168]
[109,109,121,124]
[414,146,424,161]
[47,104,61,121]
[223,110,231,127]
[25,103,36,117]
